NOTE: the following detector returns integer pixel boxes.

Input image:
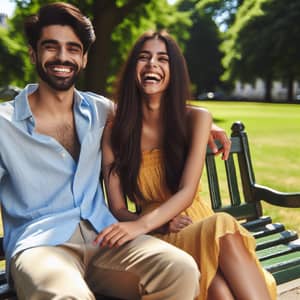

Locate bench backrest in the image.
[205,121,263,221]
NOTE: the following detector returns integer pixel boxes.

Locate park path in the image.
[278,278,300,300]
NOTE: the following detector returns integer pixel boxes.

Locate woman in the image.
[95,30,276,300]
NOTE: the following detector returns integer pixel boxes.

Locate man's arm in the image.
[208,123,231,160]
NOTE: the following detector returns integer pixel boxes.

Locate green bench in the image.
[206,121,300,285]
[0,120,299,299]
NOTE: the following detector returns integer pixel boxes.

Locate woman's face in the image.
[136,38,170,99]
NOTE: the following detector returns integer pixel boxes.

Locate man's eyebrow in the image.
[40,39,59,46]
[40,39,83,50]
[67,42,83,50]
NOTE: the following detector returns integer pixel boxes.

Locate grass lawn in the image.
[191,100,300,233]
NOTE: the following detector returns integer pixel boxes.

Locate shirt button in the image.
[61,152,66,158]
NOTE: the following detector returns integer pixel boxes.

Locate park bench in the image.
[0,120,299,299]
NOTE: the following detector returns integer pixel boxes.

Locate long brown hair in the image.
[111,30,192,204]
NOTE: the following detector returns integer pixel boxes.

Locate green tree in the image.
[222,0,300,102]
[261,0,300,102]
[177,0,224,96]
[0,26,26,86]
[98,0,191,95]
[3,0,191,95]
[222,0,275,101]
[197,0,244,29]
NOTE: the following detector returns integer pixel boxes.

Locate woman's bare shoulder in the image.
[186,104,212,122]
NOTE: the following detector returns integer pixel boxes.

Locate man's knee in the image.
[146,243,200,299]
[29,290,94,300]
[169,250,200,292]
[89,235,200,299]
[11,247,95,300]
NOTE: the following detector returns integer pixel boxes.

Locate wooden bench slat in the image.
[248,223,285,238]
[0,283,16,299]
[268,264,300,285]
[262,251,300,272]
[257,244,297,260]
[289,239,300,250]
[225,155,241,206]
[242,216,272,230]
[0,271,7,285]
[256,230,299,250]
[205,155,222,209]
[215,202,259,220]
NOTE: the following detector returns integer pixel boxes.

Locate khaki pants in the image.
[11,221,200,300]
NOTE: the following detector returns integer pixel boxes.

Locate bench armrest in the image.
[253,183,300,208]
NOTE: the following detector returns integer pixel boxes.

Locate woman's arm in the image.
[134,107,212,231]
[187,104,231,160]
[103,125,170,233]
[96,108,212,247]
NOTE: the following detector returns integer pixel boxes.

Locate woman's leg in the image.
[219,232,272,300]
[207,270,234,300]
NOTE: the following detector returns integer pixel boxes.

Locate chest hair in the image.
[36,118,80,161]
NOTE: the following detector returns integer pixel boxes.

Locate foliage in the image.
[5,0,54,86]
[0,25,27,86]
[1,2,63,87]
[2,0,192,94]
[222,0,265,82]
[4,0,299,100]
[108,1,192,95]
[177,0,225,96]
[184,13,224,95]
[221,0,300,101]
[197,0,244,29]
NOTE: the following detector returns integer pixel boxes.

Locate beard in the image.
[36,59,81,91]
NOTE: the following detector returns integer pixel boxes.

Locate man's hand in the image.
[208,123,231,160]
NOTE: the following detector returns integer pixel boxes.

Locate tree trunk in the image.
[83,0,147,96]
[84,3,118,95]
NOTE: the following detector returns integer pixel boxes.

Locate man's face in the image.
[30,25,87,91]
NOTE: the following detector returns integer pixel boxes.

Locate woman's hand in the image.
[94,221,145,248]
[168,215,193,233]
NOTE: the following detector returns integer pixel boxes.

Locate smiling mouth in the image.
[49,65,73,77]
[53,67,72,73]
[45,60,77,78]
[142,72,162,84]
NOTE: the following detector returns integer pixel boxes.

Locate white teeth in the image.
[53,67,71,73]
[143,73,161,81]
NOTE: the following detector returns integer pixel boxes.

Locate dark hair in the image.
[111,30,191,205]
[24,2,95,53]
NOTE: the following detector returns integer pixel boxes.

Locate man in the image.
[0,3,230,300]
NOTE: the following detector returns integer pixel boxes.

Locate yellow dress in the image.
[138,149,277,300]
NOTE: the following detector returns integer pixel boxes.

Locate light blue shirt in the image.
[0,84,117,271]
